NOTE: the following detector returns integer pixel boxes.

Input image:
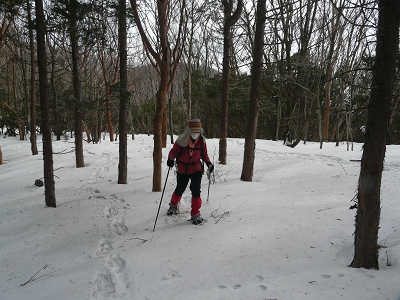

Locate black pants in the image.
[174,172,202,198]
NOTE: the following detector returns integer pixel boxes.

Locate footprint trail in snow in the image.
[91,190,133,299]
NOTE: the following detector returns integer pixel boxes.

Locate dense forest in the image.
[1,0,398,145]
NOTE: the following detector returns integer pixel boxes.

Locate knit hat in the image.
[189,118,202,133]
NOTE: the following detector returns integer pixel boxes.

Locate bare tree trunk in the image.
[104,84,114,141]
[0,145,2,165]
[275,98,281,140]
[186,7,194,123]
[6,53,11,105]
[48,42,61,141]
[299,0,318,143]
[303,97,314,144]
[346,112,350,151]
[68,0,84,168]
[317,98,323,149]
[351,0,399,269]
[335,117,343,146]
[241,0,266,182]
[168,78,175,145]
[35,0,56,207]
[118,0,128,184]
[323,2,343,141]
[98,106,103,142]
[323,65,333,141]
[82,121,91,143]
[153,82,169,191]
[219,0,243,165]
[219,27,230,164]
[11,56,25,141]
[162,108,167,148]
[27,0,38,155]
[20,45,29,139]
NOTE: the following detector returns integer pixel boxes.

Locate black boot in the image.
[167,202,179,215]
[191,213,203,225]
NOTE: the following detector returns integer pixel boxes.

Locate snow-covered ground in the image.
[0,134,399,300]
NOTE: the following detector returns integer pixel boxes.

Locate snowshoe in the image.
[191,214,204,225]
[167,202,179,215]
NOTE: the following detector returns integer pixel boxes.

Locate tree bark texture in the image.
[186,3,195,123]
[275,98,281,141]
[20,44,29,137]
[105,84,114,141]
[118,0,128,184]
[241,0,266,182]
[153,81,168,191]
[162,108,167,148]
[35,0,56,207]
[351,0,399,269]
[69,0,84,168]
[168,78,175,145]
[219,0,243,165]
[49,44,61,141]
[27,0,38,155]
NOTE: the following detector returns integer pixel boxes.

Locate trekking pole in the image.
[207,153,215,202]
[207,169,211,202]
[153,166,171,232]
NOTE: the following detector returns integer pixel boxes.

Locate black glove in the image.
[207,162,214,173]
[167,159,175,167]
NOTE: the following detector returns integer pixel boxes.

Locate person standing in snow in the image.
[166,118,214,224]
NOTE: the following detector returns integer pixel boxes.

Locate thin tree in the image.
[219,0,243,165]
[35,0,56,207]
[47,35,62,141]
[322,0,345,142]
[168,72,175,144]
[68,0,84,168]
[95,1,119,142]
[296,0,318,143]
[351,0,400,269]
[0,2,20,53]
[130,0,187,191]
[240,0,266,182]
[27,0,38,155]
[118,0,128,184]
[184,0,195,122]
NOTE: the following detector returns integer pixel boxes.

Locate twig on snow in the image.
[20,264,49,287]
[127,237,148,243]
[54,149,75,155]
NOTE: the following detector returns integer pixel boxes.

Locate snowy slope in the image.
[0,134,399,300]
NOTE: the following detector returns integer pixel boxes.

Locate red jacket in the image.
[168,137,211,175]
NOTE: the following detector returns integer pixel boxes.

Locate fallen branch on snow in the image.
[20,264,49,287]
[127,237,148,243]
